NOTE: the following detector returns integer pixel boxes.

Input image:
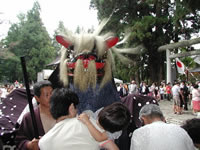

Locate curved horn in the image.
[56,35,72,48]
[105,37,119,48]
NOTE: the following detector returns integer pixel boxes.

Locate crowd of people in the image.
[14,81,131,150]
[13,80,200,150]
[0,80,24,100]
[117,80,200,116]
[1,80,200,150]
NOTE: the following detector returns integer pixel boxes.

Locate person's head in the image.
[97,102,131,133]
[194,84,199,89]
[33,80,53,108]
[180,88,184,93]
[19,83,24,88]
[131,80,135,84]
[139,104,164,125]
[142,82,146,86]
[182,118,200,148]
[50,88,79,120]
[181,81,185,85]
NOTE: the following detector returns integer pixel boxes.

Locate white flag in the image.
[175,58,185,74]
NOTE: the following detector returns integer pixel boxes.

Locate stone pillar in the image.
[166,49,172,84]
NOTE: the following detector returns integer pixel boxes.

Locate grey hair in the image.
[139,104,164,119]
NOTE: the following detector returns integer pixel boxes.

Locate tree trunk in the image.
[147,0,165,84]
[148,47,165,83]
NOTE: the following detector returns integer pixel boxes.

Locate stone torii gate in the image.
[158,37,200,83]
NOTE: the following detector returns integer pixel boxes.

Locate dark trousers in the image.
[184,96,188,110]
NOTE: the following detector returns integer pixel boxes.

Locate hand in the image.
[78,113,90,125]
[27,138,40,150]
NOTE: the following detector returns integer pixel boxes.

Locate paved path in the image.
[158,100,198,125]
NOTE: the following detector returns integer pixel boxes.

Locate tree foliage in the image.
[52,21,66,53]
[90,0,200,83]
[0,2,56,83]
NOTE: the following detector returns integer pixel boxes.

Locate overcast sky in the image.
[0,0,99,38]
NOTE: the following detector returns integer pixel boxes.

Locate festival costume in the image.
[15,107,45,150]
[130,121,195,150]
[44,20,149,150]
[0,89,34,148]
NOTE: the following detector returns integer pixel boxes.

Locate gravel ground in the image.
[158,100,199,125]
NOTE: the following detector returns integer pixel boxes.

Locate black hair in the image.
[98,102,131,133]
[182,118,200,145]
[194,84,199,89]
[181,81,186,84]
[50,88,79,120]
[33,80,52,97]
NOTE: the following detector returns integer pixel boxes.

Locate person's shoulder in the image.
[132,124,149,135]
[165,123,188,133]
[63,117,78,124]
[131,124,153,142]
[51,118,80,132]
[22,107,39,120]
[165,123,180,128]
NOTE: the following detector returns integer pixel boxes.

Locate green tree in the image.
[52,21,66,53]
[0,2,56,82]
[90,0,200,83]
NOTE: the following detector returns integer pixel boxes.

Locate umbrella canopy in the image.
[114,78,123,84]
[0,88,33,146]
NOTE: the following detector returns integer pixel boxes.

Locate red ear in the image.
[105,37,119,48]
[56,35,72,48]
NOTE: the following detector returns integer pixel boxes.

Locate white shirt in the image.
[39,117,104,150]
[129,84,138,94]
[192,88,200,101]
[0,88,8,98]
[172,85,180,96]
[130,121,195,150]
[142,86,146,93]
[159,87,165,94]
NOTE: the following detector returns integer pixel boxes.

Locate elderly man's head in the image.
[139,104,165,125]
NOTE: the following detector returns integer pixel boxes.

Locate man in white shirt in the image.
[129,80,138,94]
[130,104,195,150]
[171,82,181,114]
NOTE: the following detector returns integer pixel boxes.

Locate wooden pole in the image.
[20,56,39,139]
